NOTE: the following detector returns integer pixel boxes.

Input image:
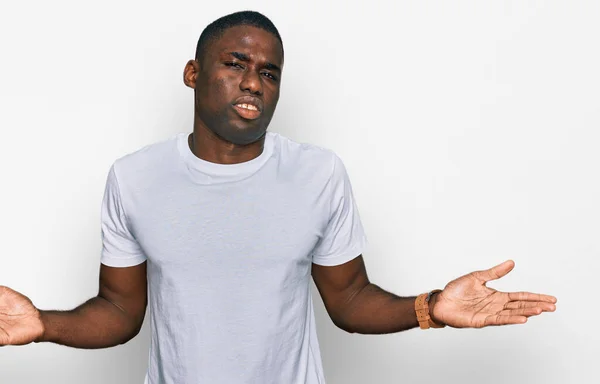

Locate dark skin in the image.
[183,25,283,164]
[0,25,556,349]
[0,263,147,347]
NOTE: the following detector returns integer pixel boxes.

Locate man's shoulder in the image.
[271,131,337,165]
[270,132,340,183]
[110,133,181,183]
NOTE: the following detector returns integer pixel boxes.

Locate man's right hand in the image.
[0,286,45,346]
[0,262,147,349]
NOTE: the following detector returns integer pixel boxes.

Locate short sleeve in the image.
[100,164,147,267]
[311,154,368,266]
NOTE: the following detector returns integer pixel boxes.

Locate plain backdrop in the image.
[1,1,598,383]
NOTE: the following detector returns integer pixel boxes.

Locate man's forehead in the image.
[212,26,283,60]
[218,25,276,42]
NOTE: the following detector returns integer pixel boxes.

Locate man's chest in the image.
[126,182,327,277]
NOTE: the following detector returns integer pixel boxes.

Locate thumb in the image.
[472,260,515,283]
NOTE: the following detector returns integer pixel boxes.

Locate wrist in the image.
[415,289,446,329]
[35,310,50,343]
[428,291,444,326]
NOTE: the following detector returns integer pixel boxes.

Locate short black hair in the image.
[195,11,283,62]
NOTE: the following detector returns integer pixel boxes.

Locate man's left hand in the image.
[430,260,557,328]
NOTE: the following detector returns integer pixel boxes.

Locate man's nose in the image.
[239,70,263,95]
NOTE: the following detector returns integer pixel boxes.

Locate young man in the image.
[0,11,556,384]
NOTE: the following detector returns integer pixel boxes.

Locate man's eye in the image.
[225,62,244,69]
[261,72,277,81]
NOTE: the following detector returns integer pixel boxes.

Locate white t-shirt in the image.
[100,131,368,384]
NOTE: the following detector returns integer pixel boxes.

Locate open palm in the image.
[432,260,557,328]
[0,286,44,345]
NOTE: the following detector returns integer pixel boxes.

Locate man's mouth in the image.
[233,104,261,120]
[232,97,263,120]
[235,103,259,111]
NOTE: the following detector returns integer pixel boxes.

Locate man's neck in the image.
[189,121,265,165]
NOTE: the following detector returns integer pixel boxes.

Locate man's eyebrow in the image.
[264,62,281,72]
[227,51,281,72]
[228,51,250,61]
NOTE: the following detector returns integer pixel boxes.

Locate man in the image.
[0,10,556,384]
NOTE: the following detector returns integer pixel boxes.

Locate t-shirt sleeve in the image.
[100,164,147,267]
[311,153,369,266]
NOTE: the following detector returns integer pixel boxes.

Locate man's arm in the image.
[312,256,556,333]
[312,255,419,334]
[0,262,147,348]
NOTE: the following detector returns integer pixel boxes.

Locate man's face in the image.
[184,25,283,145]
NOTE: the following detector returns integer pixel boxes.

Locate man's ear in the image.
[183,59,199,89]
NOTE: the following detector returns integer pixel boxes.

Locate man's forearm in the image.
[37,296,142,349]
[335,283,419,334]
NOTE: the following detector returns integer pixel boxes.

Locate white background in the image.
[1,1,598,383]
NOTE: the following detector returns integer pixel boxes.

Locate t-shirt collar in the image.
[177,131,274,184]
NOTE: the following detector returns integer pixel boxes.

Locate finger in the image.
[508,292,557,303]
[498,307,546,317]
[472,260,515,283]
[483,314,527,327]
[503,301,557,312]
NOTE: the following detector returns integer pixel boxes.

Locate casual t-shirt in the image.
[100,131,369,384]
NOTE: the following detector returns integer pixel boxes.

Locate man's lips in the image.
[232,95,263,120]
[233,104,261,120]
[233,95,263,111]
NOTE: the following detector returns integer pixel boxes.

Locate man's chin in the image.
[217,123,267,146]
